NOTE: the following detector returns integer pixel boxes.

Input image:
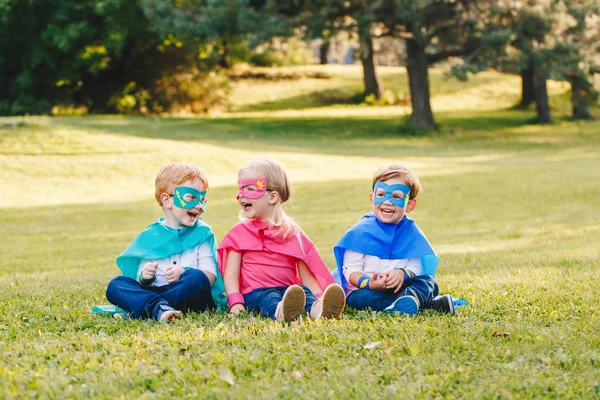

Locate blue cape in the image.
[333,213,439,292]
[116,218,227,310]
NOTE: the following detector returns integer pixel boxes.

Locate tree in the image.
[0,0,166,115]
[374,0,488,130]
[297,0,384,99]
[141,0,291,69]
[552,0,600,119]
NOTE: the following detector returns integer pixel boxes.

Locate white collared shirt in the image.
[136,242,216,287]
[342,250,422,293]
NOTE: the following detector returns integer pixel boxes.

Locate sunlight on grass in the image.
[1,65,600,398]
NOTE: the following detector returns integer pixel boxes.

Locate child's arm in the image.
[138,261,158,286]
[348,271,386,291]
[195,242,217,285]
[223,250,245,314]
[343,251,386,291]
[297,260,323,296]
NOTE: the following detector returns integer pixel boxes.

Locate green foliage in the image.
[250,38,314,67]
[151,69,231,114]
[0,0,166,115]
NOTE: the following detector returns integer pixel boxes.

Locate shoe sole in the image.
[282,285,306,322]
[320,284,346,319]
[159,310,182,322]
[384,296,418,316]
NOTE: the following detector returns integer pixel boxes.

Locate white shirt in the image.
[137,242,217,287]
[342,250,422,293]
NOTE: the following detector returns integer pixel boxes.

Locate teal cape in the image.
[116,218,227,311]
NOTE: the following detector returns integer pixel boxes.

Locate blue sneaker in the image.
[383,296,419,316]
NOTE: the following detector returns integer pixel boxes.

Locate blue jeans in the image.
[244,285,317,320]
[346,275,438,311]
[106,269,215,320]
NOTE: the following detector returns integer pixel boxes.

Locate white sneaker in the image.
[310,284,346,320]
[158,308,181,322]
[275,285,306,322]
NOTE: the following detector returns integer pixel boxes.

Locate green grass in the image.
[1,66,600,398]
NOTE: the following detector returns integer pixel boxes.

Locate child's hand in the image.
[165,266,185,283]
[230,304,246,315]
[369,274,387,291]
[383,270,405,293]
[141,262,158,280]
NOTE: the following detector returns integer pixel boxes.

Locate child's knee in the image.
[107,276,134,291]
[181,269,210,289]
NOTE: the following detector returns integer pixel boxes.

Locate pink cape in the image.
[218,220,335,292]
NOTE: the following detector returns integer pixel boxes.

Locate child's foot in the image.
[383,295,419,316]
[424,294,455,315]
[310,284,346,320]
[275,285,306,322]
[154,303,182,322]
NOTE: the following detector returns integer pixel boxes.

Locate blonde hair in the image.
[372,163,421,200]
[155,163,209,206]
[238,158,296,238]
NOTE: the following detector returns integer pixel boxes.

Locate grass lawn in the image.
[1,66,599,398]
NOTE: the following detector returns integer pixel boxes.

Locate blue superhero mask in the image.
[171,186,207,210]
[373,182,411,208]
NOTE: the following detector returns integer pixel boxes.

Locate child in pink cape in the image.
[218,158,346,321]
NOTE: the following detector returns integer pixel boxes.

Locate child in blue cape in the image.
[105,163,226,322]
[334,163,454,316]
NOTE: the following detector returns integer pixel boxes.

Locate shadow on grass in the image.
[43,106,596,158]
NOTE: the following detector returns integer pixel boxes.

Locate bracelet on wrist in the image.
[227,292,245,308]
[357,276,371,290]
[401,268,415,281]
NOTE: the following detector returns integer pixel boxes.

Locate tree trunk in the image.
[219,39,232,69]
[533,65,551,123]
[570,77,593,120]
[405,39,436,130]
[360,36,383,99]
[519,64,535,108]
[319,39,330,65]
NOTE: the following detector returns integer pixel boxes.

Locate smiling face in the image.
[161,178,207,229]
[370,176,417,224]
[237,171,278,221]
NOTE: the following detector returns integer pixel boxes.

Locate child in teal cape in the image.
[105,163,226,321]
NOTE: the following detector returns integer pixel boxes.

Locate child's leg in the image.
[243,287,287,319]
[161,269,215,313]
[300,285,317,312]
[308,284,346,320]
[106,276,169,320]
[346,289,397,311]
[397,275,439,308]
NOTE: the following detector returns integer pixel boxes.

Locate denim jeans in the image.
[106,269,215,320]
[243,285,317,320]
[346,274,438,311]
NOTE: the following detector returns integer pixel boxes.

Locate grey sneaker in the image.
[424,294,455,315]
[310,284,346,320]
[275,285,306,322]
[155,304,181,322]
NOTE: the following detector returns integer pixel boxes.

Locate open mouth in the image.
[380,208,395,216]
[187,211,199,220]
[241,201,253,211]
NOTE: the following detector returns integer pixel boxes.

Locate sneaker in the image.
[154,303,182,322]
[310,284,346,320]
[424,294,455,315]
[275,285,306,322]
[383,295,419,316]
